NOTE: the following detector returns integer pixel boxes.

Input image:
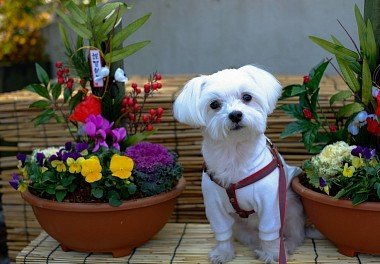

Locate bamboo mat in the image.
[1,74,348,261]
[16,223,380,264]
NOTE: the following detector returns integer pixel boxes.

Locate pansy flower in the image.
[51,160,66,172]
[81,156,102,183]
[110,154,134,179]
[342,163,355,177]
[351,146,376,160]
[75,142,89,156]
[9,173,27,192]
[66,157,85,173]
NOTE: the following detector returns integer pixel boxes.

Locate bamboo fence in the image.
[0,74,348,261]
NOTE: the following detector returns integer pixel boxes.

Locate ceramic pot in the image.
[292,175,380,257]
[21,177,186,257]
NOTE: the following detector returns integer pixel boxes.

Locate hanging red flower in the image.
[366,117,380,136]
[376,93,380,118]
[69,94,102,123]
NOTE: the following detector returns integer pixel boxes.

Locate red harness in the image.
[203,141,287,264]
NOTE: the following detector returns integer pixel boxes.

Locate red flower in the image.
[302,108,313,119]
[376,93,380,117]
[69,94,101,123]
[329,124,337,132]
[303,75,310,84]
[367,117,380,136]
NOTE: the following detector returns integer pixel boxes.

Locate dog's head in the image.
[173,65,281,140]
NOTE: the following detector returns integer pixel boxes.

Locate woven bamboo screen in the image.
[0,74,344,260]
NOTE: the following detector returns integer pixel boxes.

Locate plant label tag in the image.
[90,50,104,87]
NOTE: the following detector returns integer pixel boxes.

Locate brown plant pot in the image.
[21,177,186,257]
[292,175,380,257]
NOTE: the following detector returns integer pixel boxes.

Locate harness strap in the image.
[203,141,287,264]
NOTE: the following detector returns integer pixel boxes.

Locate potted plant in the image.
[280,5,380,257]
[0,0,54,92]
[8,0,185,257]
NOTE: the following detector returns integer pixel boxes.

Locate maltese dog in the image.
[173,65,305,263]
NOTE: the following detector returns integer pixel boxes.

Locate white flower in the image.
[114,68,128,82]
[31,147,62,161]
[348,122,359,135]
[94,66,110,81]
[372,86,379,97]
[348,111,368,135]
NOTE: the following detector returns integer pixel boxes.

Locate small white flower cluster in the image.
[31,147,62,161]
[310,141,355,178]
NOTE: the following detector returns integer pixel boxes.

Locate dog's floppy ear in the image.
[173,76,206,127]
[239,65,282,114]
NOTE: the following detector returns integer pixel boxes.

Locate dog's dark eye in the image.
[242,94,252,102]
[210,100,221,110]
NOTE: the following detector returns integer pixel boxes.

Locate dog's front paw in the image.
[254,239,281,264]
[209,240,235,264]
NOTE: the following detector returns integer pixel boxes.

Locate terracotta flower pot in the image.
[21,177,186,257]
[292,175,380,257]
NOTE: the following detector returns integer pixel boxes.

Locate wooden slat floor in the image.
[16,223,380,264]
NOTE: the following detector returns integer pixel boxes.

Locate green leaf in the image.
[32,109,55,126]
[280,121,304,139]
[26,84,51,100]
[302,123,319,153]
[307,60,330,91]
[51,83,62,101]
[57,9,92,39]
[280,84,305,99]
[362,56,372,105]
[376,183,380,199]
[352,193,369,206]
[109,196,122,207]
[337,102,364,118]
[331,35,343,45]
[29,100,50,109]
[69,92,83,112]
[309,36,359,61]
[329,90,353,105]
[63,1,87,24]
[92,188,104,198]
[280,104,304,119]
[354,4,366,54]
[105,41,151,63]
[366,19,377,70]
[35,63,49,86]
[58,23,72,53]
[93,2,125,25]
[336,57,361,92]
[55,190,67,202]
[112,13,151,49]
[95,4,127,41]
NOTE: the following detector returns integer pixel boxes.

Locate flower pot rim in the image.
[21,176,186,212]
[292,175,380,211]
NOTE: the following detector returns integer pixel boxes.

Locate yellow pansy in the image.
[17,182,28,192]
[110,154,134,179]
[40,166,48,173]
[323,186,330,195]
[369,159,378,167]
[51,160,66,172]
[66,157,85,174]
[342,163,355,177]
[81,156,102,183]
[351,157,364,168]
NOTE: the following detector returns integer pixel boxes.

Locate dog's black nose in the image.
[228,111,243,123]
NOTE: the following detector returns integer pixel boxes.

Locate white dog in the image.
[173,65,305,264]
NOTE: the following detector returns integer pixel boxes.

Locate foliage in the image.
[281,4,380,205]
[0,0,54,63]
[9,0,183,206]
[303,142,380,205]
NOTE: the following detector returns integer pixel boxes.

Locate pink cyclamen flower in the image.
[111,127,127,150]
[84,114,113,152]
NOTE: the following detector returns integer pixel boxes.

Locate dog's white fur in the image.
[173,65,305,263]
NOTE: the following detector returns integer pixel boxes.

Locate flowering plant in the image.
[9,0,182,206]
[280,5,380,205]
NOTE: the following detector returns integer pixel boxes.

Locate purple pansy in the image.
[62,152,81,162]
[65,142,72,151]
[36,152,45,166]
[125,142,174,174]
[48,151,63,162]
[351,146,376,160]
[9,173,21,190]
[75,142,88,153]
[16,153,27,166]
[319,177,326,188]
